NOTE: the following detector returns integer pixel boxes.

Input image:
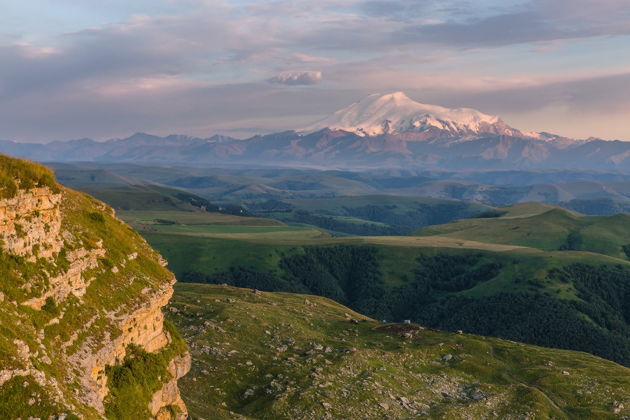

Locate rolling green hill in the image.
[79,184,246,213]
[170,284,630,419]
[138,242,630,366]
[50,164,246,213]
[415,202,630,259]
[119,211,330,243]
[117,203,630,367]
[248,195,490,235]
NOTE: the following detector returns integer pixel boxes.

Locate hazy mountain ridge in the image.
[3,93,630,170]
[5,130,629,170]
[51,163,630,215]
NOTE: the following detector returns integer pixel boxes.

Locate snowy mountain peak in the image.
[301,92,522,137]
[376,91,412,102]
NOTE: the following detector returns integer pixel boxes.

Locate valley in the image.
[112,202,630,369]
[3,141,630,418]
[10,154,627,418]
[170,283,630,419]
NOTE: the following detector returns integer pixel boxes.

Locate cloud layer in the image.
[1,0,629,141]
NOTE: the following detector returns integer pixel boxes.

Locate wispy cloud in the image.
[392,0,630,48]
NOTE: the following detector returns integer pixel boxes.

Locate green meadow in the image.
[170,284,630,420]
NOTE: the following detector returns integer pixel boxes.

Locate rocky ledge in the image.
[0,155,190,419]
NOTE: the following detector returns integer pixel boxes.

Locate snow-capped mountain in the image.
[2,92,630,170]
[301,92,523,137]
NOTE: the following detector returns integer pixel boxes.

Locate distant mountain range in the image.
[50,162,630,215]
[3,92,630,170]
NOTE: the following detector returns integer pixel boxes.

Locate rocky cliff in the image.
[0,155,190,419]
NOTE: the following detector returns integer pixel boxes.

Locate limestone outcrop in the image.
[0,155,190,419]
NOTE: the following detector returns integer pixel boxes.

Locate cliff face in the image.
[0,155,190,419]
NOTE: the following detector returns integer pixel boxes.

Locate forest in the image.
[180,246,630,366]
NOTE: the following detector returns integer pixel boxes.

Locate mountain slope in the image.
[0,155,190,419]
[415,203,630,258]
[171,283,630,419]
[301,91,522,137]
[3,94,630,170]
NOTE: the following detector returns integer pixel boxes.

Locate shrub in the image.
[88,212,105,223]
[473,209,507,218]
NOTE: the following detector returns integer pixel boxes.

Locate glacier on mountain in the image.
[301,92,524,137]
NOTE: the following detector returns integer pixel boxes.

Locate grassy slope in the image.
[257,195,491,235]
[124,210,532,282]
[577,213,630,257]
[81,186,195,211]
[285,195,486,212]
[127,206,630,368]
[79,184,224,212]
[52,165,233,213]
[170,284,630,420]
[119,210,285,227]
[0,156,183,418]
[415,203,630,259]
[139,224,626,299]
[0,154,59,198]
[120,211,329,243]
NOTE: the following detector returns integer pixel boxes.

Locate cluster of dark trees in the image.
[250,200,484,236]
[550,264,630,335]
[413,293,630,365]
[562,198,630,215]
[332,202,482,234]
[473,209,507,218]
[280,246,387,316]
[181,267,291,291]
[559,231,583,251]
[290,210,404,236]
[181,247,630,366]
[246,199,294,213]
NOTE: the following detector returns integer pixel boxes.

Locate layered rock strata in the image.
[0,156,189,419]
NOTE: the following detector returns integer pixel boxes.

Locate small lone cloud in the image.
[269,71,323,86]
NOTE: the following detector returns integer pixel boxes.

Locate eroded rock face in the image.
[150,353,192,420]
[0,186,63,258]
[0,168,190,420]
[70,283,177,412]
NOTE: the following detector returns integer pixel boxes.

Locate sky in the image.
[1,0,630,142]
